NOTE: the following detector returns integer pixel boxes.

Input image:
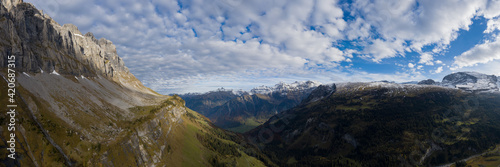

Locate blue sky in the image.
[25,0,500,94]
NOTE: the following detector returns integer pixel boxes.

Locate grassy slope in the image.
[0,73,269,166]
[91,97,270,166]
[178,108,267,167]
[451,144,500,167]
[210,93,304,133]
[0,75,73,166]
[227,117,266,133]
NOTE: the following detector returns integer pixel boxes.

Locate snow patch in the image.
[497,77,500,89]
[74,33,84,38]
[231,89,246,96]
[23,72,30,77]
[50,70,60,75]
[250,81,322,95]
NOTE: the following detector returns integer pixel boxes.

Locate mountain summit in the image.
[441,72,499,92]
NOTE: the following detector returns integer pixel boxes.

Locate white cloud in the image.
[418,53,434,65]
[362,39,405,62]
[434,66,443,74]
[480,0,500,19]
[351,0,493,61]
[408,63,415,68]
[451,59,500,76]
[453,36,500,69]
[485,17,500,33]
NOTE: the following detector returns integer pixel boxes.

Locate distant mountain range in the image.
[180,81,322,132]
[180,72,500,133]
[406,71,499,92]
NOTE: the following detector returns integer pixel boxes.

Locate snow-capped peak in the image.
[250,81,322,95]
[231,89,247,96]
[441,72,498,92]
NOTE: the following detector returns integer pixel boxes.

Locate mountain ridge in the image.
[180,72,499,133]
[180,81,323,132]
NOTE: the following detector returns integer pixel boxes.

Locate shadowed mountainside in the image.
[246,82,500,166]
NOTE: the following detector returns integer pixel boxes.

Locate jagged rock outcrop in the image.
[1,0,20,11]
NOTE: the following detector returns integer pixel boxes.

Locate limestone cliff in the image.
[0,0,153,94]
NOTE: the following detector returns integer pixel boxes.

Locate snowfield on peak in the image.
[73,33,84,38]
[497,76,500,90]
[441,72,498,92]
[250,81,322,95]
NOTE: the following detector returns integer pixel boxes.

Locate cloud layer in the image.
[25,0,500,93]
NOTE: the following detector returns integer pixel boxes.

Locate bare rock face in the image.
[1,0,21,11]
[0,0,150,93]
[302,83,336,104]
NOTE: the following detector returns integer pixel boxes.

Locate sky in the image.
[25,0,500,94]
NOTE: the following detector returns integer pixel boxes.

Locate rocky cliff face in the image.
[0,0,152,94]
[301,84,336,104]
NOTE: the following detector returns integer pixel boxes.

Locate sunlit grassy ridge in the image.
[0,73,271,166]
[459,144,500,167]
